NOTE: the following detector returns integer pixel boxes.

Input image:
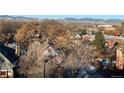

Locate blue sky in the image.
[13,15,124,19]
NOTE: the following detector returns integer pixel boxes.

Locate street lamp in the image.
[44,59,48,78]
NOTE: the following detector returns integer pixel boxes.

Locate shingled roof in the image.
[0,52,15,69]
[0,42,16,64]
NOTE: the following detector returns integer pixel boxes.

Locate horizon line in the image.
[10,15,124,20]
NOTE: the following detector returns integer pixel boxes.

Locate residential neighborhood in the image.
[1,15,124,78]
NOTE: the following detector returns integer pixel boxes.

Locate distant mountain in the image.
[0,15,124,24]
[62,18,124,24]
[0,15,14,20]
[64,18,103,22]
[0,15,39,21]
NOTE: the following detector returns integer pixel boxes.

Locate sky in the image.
[13,15,124,20]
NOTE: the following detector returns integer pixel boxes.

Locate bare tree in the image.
[16,20,97,78]
[0,20,21,42]
[18,41,45,77]
[63,42,96,77]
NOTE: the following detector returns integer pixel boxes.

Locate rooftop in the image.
[104,35,124,40]
[0,52,14,69]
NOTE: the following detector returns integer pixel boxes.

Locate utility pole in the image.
[44,59,48,78]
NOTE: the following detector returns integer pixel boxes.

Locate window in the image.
[0,59,4,64]
[1,71,6,75]
[48,48,52,52]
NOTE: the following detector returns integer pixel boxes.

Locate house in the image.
[0,42,16,64]
[104,35,124,48]
[42,40,64,63]
[97,24,113,28]
[116,47,124,70]
[81,35,95,41]
[0,42,17,78]
[75,34,82,39]
[81,35,124,48]
[0,52,14,78]
[44,46,58,57]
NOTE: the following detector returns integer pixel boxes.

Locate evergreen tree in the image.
[93,31,106,51]
[79,29,87,35]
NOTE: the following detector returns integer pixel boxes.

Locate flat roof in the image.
[104,35,124,40]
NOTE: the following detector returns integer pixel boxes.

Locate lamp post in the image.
[44,59,48,78]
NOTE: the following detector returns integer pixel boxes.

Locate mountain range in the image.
[0,15,39,21]
[0,15,124,24]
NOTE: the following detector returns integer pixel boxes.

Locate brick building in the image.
[116,47,124,70]
[81,35,124,49]
[104,35,124,48]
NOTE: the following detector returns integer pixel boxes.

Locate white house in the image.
[43,46,58,57]
[0,52,14,78]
